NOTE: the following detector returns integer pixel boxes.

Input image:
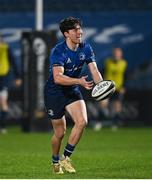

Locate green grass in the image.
[0,126,152,178]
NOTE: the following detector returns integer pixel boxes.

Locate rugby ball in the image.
[91,80,115,101]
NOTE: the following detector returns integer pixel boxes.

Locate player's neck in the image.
[66,40,79,51]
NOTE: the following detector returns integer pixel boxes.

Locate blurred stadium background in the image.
[0,0,152,132]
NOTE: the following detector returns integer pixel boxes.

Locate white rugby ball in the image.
[91,80,115,101]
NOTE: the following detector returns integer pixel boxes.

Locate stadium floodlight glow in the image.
[35,0,43,30]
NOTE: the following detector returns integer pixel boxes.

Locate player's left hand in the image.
[120,87,126,94]
[15,79,22,87]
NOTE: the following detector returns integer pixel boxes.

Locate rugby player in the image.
[44,17,103,174]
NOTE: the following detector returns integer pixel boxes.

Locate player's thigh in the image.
[99,99,109,108]
[65,100,88,125]
[51,116,66,138]
[113,100,122,112]
[44,93,66,119]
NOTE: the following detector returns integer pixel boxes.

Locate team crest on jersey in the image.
[79,52,86,61]
[66,58,72,63]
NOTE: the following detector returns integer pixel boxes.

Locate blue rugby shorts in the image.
[44,86,83,119]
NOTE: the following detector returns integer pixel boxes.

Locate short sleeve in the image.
[85,44,96,64]
[50,48,65,67]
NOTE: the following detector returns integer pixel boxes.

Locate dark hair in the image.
[59,17,82,35]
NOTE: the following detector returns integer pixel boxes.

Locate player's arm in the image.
[53,66,93,89]
[88,62,103,84]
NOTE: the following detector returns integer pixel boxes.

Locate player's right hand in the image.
[79,75,94,90]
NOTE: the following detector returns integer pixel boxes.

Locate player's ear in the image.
[64,31,69,38]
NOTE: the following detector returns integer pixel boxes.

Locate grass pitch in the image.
[0,126,152,179]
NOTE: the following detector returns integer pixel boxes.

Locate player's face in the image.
[113,48,123,60]
[66,25,83,44]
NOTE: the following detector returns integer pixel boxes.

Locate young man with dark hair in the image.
[44,17,103,174]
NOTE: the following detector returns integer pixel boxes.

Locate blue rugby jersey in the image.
[46,41,95,95]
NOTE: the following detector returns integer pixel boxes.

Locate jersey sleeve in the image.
[50,47,65,67]
[85,44,96,64]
